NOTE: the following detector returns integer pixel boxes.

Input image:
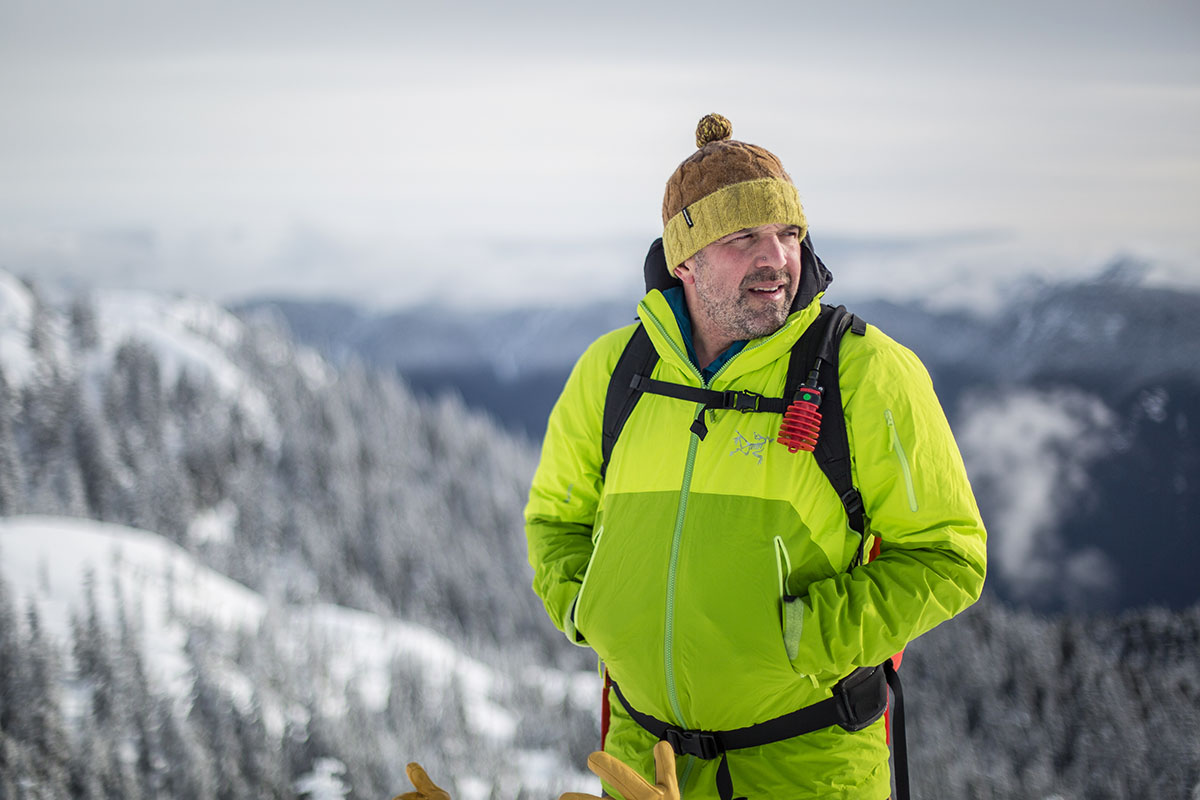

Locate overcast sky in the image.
[1,0,1197,309]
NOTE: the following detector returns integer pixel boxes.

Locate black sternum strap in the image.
[630,374,790,415]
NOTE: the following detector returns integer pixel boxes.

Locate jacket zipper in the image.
[664,410,702,727]
[641,302,803,733]
[885,409,919,512]
[641,304,707,728]
[642,304,704,384]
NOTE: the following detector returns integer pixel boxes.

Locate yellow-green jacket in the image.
[525,290,987,799]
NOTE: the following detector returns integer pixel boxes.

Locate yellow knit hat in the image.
[661,114,808,270]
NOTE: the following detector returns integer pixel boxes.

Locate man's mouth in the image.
[748,283,786,298]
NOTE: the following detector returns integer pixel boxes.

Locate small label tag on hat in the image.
[682,207,694,228]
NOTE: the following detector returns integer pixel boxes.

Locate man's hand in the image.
[559,740,680,800]
[392,762,451,800]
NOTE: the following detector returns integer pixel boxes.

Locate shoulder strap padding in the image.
[784,305,868,540]
[601,324,659,479]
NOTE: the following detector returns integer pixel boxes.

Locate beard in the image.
[691,257,798,342]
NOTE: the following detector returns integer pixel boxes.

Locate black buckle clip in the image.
[725,390,763,413]
[833,665,888,733]
[839,488,864,517]
[664,728,722,760]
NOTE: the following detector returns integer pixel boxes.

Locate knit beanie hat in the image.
[661,114,808,271]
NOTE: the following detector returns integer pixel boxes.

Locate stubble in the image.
[691,250,796,342]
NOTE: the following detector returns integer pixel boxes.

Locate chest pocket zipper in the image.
[774,535,793,627]
[885,409,919,512]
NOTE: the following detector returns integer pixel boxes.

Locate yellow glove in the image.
[392,762,451,800]
[559,740,680,800]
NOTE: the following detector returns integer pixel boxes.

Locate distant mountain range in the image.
[238,269,1200,614]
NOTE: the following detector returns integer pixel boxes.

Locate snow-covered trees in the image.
[0,370,22,515]
[0,274,544,655]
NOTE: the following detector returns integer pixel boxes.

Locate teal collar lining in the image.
[662,287,747,383]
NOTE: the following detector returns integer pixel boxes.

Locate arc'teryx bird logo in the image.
[731,431,770,464]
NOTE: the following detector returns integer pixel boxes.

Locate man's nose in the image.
[752,233,789,266]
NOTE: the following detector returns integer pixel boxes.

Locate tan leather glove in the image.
[559,740,680,800]
[392,762,452,800]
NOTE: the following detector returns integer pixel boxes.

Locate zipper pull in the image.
[690,411,709,440]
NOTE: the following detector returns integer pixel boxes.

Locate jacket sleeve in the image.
[524,328,630,645]
[788,329,988,679]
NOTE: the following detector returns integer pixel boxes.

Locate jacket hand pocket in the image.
[775,535,807,667]
[774,535,792,629]
[572,525,606,638]
[782,594,803,662]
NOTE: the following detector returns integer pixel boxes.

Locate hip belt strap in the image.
[609,661,907,800]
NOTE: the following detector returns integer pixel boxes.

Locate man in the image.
[525,114,987,800]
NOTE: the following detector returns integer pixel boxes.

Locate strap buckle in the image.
[840,488,864,517]
[725,390,763,413]
[833,665,888,732]
[664,727,722,760]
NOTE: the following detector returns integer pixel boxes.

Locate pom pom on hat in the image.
[695,113,733,148]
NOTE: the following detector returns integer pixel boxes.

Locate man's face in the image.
[677,223,804,345]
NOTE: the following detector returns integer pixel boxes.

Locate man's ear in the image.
[674,259,696,286]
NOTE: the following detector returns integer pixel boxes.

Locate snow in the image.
[88,289,281,450]
[0,514,541,747]
[0,268,283,449]
[457,776,492,800]
[294,758,350,800]
[186,498,238,545]
[0,515,603,797]
[0,515,266,703]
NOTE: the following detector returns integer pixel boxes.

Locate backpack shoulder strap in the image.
[601,324,659,479]
[784,305,869,551]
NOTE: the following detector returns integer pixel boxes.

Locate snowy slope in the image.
[0,270,303,450]
[0,515,598,798]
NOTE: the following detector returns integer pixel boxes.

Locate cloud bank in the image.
[957,387,1119,610]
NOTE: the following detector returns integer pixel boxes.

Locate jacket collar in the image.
[637,290,824,388]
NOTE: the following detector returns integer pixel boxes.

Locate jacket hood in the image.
[641,232,834,313]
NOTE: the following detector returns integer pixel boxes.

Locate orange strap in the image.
[601,669,612,750]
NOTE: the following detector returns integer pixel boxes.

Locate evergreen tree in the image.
[69,295,100,352]
[0,570,23,751]
[157,695,217,800]
[67,710,109,800]
[103,341,163,532]
[21,369,89,517]
[71,388,128,522]
[0,370,23,516]
[71,571,116,725]
[233,694,287,800]
[23,604,72,796]
[187,641,249,800]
